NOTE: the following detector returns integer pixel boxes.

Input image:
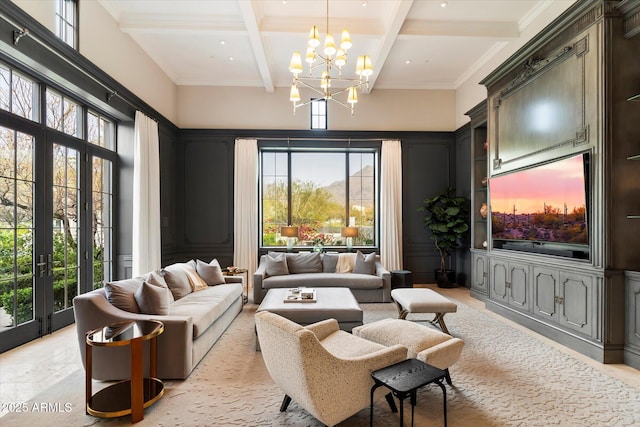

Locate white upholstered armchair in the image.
[255,311,407,427]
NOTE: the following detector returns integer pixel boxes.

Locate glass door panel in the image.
[92,157,112,289]
[0,126,40,349]
[51,143,80,316]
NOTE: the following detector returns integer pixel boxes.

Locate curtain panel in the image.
[132,111,161,277]
[233,139,259,294]
[380,140,403,271]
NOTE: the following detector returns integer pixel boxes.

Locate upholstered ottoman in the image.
[352,318,464,384]
[391,288,457,334]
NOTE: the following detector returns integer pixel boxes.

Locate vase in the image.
[480,203,488,218]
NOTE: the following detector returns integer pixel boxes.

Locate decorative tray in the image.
[284,288,316,303]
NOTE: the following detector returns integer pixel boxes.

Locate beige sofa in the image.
[253,251,391,304]
[73,260,243,380]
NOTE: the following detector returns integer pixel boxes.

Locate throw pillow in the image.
[265,252,289,277]
[134,280,171,315]
[322,253,339,273]
[353,251,377,275]
[162,263,193,300]
[208,258,221,268]
[104,278,144,313]
[287,252,322,274]
[196,259,226,286]
[186,259,197,270]
[147,271,174,303]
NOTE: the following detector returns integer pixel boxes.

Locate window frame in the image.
[259,142,380,251]
[56,0,78,49]
[310,99,328,130]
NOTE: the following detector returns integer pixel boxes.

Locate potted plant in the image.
[418,187,469,288]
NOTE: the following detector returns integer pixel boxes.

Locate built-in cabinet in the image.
[490,259,529,311]
[467,101,490,298]
[469,0,640,365]
[625,271,640,368]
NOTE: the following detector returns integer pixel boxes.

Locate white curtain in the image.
[380,140,403,271]
[233,139,259,296]
[132,111,161,277]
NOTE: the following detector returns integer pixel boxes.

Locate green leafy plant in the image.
[418,187,469,276]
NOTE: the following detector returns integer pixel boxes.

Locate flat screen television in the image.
[490,153,590,260]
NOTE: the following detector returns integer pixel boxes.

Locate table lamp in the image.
[281,226,299,251]
[341,226,359,252]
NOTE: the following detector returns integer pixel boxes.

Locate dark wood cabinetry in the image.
[470,0,640,364]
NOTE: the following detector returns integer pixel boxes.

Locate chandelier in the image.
[288,0,373,115]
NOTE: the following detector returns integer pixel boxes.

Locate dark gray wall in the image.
[172,129,469,285]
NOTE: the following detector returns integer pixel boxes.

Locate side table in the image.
[85,320,164,423]
[223,267,249,303]
[370,358,447,427]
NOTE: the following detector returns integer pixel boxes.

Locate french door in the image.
[0,118,104,352]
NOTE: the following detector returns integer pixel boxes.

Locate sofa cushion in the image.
[196,259,225,285]
[262,273,382,290]
[163,263,193,300]
[353,251,377,275]
[265,252,289,277]
[170,283,243,338]
[286,252,322,274]
[104,278,143,313]
[322,253,339,273]
[134,280,171,315]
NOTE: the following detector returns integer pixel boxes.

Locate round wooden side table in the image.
[85,319,164,423]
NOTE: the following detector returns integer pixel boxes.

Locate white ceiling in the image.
[98,0,576,93]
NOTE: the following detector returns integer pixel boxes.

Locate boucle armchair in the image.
[254,311,407,427]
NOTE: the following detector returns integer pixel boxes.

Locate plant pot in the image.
[435,269,456,288]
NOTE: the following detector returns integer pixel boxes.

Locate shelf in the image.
[628,154,640,161]
[628,215,640,219]
[628,94,640,102]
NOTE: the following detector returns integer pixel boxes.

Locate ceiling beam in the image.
[399,20,520,39]
[237,0,274,93]
[366,0,414,93]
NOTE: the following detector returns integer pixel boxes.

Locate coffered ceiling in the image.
[98,0,577,92]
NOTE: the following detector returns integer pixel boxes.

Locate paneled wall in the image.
[170,129,467,285]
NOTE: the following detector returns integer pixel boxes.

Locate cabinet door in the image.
[558,272,593,336]
[471,253,488,295]
[626,274,640,349]
[490,259,509,303]
[508,262,529,310]
[533,267,558,322]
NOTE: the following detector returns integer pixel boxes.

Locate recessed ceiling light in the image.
[362,1,367,7]
[405,60,412,65]
[220,40,225,45]
[229,56,234,61]
[440,1,448,7]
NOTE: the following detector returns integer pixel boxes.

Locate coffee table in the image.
[256,287,363,348]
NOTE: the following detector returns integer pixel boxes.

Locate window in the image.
[310,99,327,129]
[260,148,377,249]
[87,110,115,150]
[56,0,78,49]
[46,89,82,137]
[0,65,39,122]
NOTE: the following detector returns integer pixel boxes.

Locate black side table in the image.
[370,358,447,427]
[391,270,413,289]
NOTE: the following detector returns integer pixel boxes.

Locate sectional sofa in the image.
[253,251,391,304]
[73,259,243,380]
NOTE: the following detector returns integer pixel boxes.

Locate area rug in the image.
[2,299,639,426]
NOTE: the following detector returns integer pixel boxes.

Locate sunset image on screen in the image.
[490,155,587,244]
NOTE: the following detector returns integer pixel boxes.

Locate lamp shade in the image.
[341,226,359,238]
[281,226,299,238]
